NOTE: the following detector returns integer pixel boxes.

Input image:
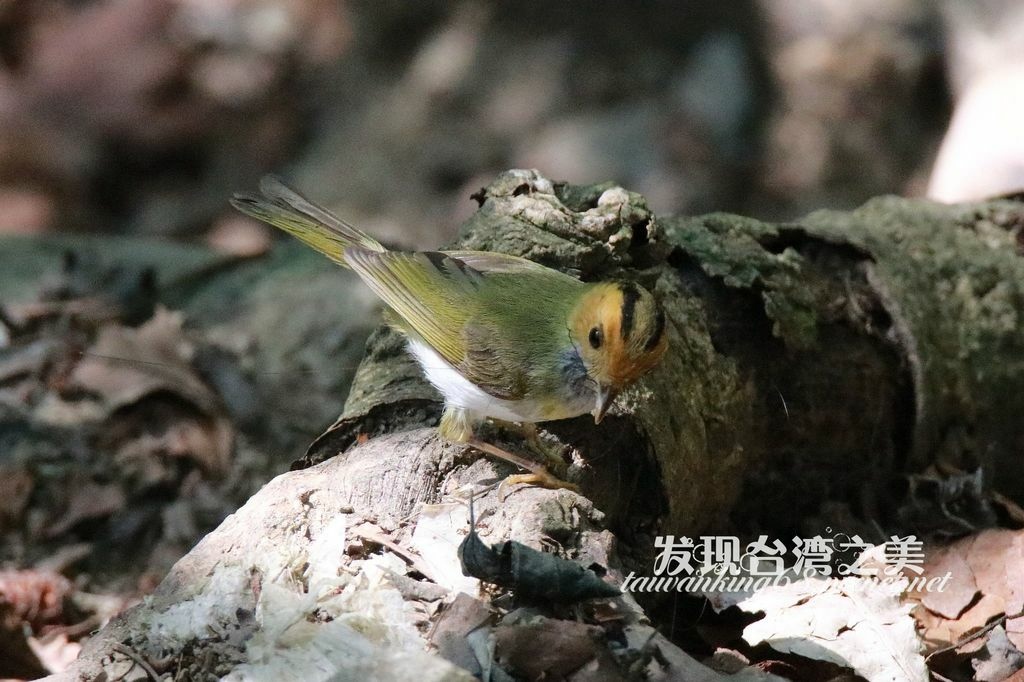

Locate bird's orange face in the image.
[569,282,668,421]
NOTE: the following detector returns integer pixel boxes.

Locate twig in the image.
[112,643,163,681]
[351,525,442,585]
[925,608,1024,662]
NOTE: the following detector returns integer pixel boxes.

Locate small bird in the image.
[231,177,668,491]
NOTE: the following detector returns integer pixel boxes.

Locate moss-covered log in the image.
[311,170,1024,543]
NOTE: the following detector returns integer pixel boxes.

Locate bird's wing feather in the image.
[456,321,527,400]
[230,176,385,265]
[345,248,484,365]
[442,250,579,282]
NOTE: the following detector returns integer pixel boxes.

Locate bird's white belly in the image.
[406,338,590,423]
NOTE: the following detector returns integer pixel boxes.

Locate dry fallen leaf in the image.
[28,631,82,675]
[70,307,234,476]
[113,411,233,479]
[458,522,620,602]
[411,503,479,596]
[908,529,1024,651]
[69,307,219,414]
[911,542,976,619]
[972,625,1024,682]
[45,477,127,538]
[729,576,928,682]
[429,592,493,674]
[494,616,610,680]
[0,568,74,630]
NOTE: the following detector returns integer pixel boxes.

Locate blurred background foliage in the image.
[2,0,1020,250]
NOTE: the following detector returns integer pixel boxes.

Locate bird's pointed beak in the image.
[593,386,619,424]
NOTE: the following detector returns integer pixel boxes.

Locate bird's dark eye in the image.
[589,326,603,349]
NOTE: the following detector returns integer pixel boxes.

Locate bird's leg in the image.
[440,408,578,495]
[489,420,568,474]
[465,438,579,496]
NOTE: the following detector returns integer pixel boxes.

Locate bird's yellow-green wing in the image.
[345,248,484,365]
[230,176,385,266]
[457,320,527,400]
[442,250,579,283]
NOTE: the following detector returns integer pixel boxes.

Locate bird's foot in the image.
[489,421,569,475]
[467,438,578,499]
[497,471,580,501]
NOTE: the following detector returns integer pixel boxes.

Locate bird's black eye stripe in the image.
[619,283,641,340]
[589,326,603,349]
[644,308,666,351]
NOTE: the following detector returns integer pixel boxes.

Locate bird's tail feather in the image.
[230,176,386,266]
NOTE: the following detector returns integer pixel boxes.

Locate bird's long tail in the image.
[230,176,386,266]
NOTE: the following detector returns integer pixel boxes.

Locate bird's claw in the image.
[497,470,581,501]
[467,437,579,500]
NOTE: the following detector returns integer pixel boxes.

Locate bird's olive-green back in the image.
[344,246,587,400]
[460,269,588,399]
